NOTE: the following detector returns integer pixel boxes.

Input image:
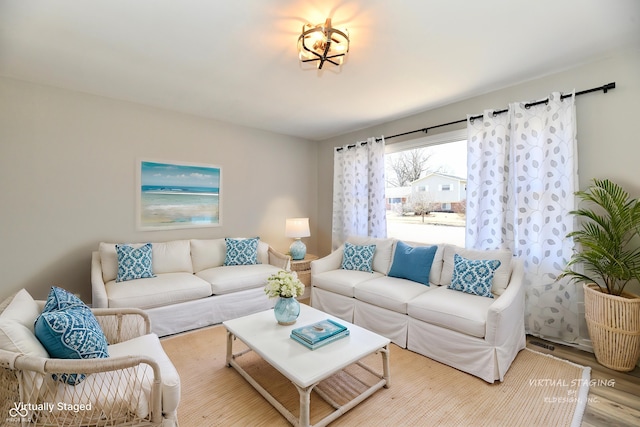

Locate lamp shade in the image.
[285,218,310,238]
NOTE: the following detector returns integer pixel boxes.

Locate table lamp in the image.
[285,218,310,260]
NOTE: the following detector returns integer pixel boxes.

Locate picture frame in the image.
[137,159,222,230]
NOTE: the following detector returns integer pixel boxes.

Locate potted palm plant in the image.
[560,178,640,371]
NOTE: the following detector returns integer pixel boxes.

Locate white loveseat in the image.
[92,238,290,337]
[310,236,526,383]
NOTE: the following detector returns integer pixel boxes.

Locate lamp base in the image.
[289,239,307,261]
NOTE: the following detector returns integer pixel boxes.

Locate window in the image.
[385,130,467,246]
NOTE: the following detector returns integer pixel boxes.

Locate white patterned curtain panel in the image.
[466,92,581,342]
[332,137,387,250]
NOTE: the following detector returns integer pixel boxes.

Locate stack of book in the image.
[290,319,350,350]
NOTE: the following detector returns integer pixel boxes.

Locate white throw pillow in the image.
[0,288,41,330]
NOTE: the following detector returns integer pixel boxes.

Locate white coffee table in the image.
[223,304,391,427]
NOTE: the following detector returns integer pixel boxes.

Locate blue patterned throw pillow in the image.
[341,242,376,273]
[224,237,259,266]
[448,254,501,298]
[43,286,86,313]
[116,243,155,282]
[35,289,109,385]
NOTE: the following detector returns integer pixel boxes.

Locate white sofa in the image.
[92,238,290,337]
[310,236,526,383]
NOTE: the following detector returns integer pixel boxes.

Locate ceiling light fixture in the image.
[297,18,349,69]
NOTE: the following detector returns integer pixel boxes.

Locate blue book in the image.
[290,329,350,350]
[291,319,348,344]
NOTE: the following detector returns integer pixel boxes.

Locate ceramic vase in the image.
[274,296,300,325]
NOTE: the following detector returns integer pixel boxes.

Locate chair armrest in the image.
[485,259,526,345]
[91,308,151,344]
[268,247,291,270]
[0,349,163,425]
[311,246,345,278]
[91,251,109,308]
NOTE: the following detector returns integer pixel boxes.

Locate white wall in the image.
[0,78,318,301]
[317,48,640,290]
[2,48,639,303]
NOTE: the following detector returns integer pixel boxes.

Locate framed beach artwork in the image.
[137,159,222,230]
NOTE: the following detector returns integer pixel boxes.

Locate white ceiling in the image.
[1,0,639,141]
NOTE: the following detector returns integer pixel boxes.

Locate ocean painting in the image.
[138,160,221,230]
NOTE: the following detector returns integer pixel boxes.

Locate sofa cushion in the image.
[448,254,500,298]
[355,276,434,314]
[99,242,120,283]
[108,333,181,415]
[196,264,281,295]
[388,242,437,286]
[116,243,156,282]
[347,236,394,274]
[38,333,181,421]
[105,273,212,309]
[441,246,512,295]
[407,286,495,338]
[312,269,383,297]
[341,242,376,272]
[151,240,193,274]
[0,319,49,356]
[190,238,226,272]
[101,241,193,283]
[0,289,49,356]
[1,288,41,330]
[224,237,259,266]
[34,305,109,385]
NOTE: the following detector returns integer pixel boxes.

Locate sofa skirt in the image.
[407,317,525,383]
[147,288,274,337]
[354,300,409,348]
[310,287,355,323]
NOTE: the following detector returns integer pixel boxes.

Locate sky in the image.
[141,161,220,188]
[385,140,467,186]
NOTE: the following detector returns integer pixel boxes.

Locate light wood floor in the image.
[525,336,640,426]
[292,299,639,426]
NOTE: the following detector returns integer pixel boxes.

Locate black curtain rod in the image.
[370,82,616,143]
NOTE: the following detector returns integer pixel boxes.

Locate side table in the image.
[290,254,318,292]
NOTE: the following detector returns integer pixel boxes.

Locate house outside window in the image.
[384,129,467,246]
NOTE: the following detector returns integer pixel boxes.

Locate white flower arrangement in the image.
[264,270,305,298]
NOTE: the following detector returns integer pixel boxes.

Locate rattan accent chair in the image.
[0,294,180,427]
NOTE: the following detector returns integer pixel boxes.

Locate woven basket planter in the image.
[584,283,640,371]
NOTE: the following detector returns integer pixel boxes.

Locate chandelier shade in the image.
[297,18,349,69]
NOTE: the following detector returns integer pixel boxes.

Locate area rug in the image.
[161,325,591,426]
